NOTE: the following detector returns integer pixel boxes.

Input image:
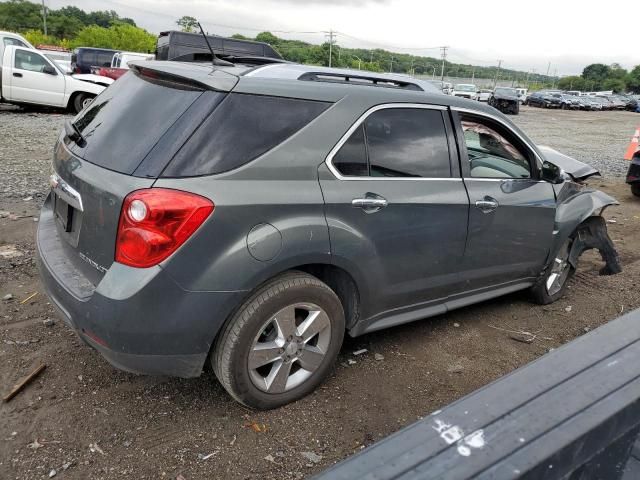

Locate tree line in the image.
[0,0,156,52]
[558,64,640,93]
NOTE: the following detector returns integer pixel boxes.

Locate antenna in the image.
[196,22,232,67]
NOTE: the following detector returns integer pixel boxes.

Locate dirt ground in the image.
[1,105,640,480]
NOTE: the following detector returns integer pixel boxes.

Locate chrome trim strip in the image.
[50,173,83,212]
[325,103,452,181]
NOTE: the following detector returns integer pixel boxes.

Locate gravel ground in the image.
[1,103,640,480]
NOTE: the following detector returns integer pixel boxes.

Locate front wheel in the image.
[631,184,640,197]
[72,93,95,114]
[530,240,575,305]
[212,272,345,409]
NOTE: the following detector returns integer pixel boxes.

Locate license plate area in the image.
[54,193,73,232]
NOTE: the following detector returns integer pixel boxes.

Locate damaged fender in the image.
[547,185,621,276]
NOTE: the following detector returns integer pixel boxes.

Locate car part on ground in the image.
[488,87,519,114]
[37,59,622,408]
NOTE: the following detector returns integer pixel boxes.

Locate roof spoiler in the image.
[129,61,239,92]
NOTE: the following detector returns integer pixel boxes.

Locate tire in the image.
[514,103,520,115]
[212,271,345,409]
[72,93,94,114]
[631,184,640,197]
[530,239,575,305]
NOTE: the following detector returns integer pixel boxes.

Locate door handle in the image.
[13,72,23,78]
[475,197,499,213]
[352,196,388,213]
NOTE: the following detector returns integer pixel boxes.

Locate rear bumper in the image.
[37,195,245,377]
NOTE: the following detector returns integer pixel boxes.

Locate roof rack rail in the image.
[298,71,423,91]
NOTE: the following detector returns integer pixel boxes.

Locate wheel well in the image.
[295,264,361,330]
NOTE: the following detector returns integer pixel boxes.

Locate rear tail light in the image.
[115,188,214,268]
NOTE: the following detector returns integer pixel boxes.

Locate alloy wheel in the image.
[248,303,332,394]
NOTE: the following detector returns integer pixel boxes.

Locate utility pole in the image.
[325,30,335,67]
[552,68,557,89]
[471,66,475,82]
[546,61,551,77]
[42,0,47,36]
[440,46,448,82]
[389,55,394,73]
[493,59,502,88]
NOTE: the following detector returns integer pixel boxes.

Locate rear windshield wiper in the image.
[64,120,87,148]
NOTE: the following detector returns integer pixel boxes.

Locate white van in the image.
[515,88,528,104]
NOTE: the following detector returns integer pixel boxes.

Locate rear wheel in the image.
[212,272,345,409]
[72,93,95,114]
[530,239,575,305]
[631,184,640,197]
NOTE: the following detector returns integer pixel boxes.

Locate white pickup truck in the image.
[1,44,112,113]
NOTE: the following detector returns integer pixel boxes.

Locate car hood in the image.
[71,73,114,86]
[537,145,600,180]
[493,93,518,101]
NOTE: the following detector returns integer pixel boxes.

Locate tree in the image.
[627,66,640,93]
[557,76,586,91]
[176,15,198,33]
[0,0,43,32]
[70,23,156,53]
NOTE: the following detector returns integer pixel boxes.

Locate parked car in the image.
[1,45,111,112]
[0,30,34,97]
[552,93,581,110]
[627,150,640,196]
[71,47,119,74]
[488,87,519,114]
[515,87,528,104]
[526,91,562,108]
[41,50,72,72]
[477,89,492,102]
[452,83,479,100]
[93,51,155,80]
[38,60,621,409]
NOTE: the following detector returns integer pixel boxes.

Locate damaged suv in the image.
[38,61,621,409]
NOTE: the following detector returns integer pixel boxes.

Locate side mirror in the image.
[541,161,564,184]
[42,65,57,75]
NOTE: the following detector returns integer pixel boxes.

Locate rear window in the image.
[162,93,330,177]
[70,71,204,174]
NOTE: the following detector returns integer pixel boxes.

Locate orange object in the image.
[624,127,640,160]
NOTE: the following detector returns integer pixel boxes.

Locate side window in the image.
[460,115,532,179]
[4,38,28,48]
[365,108,451,178]
[332,124,368,177]
[14,50,49,73]
[98,52,113,67]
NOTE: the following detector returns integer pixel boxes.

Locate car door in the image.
[319,104,470,319]
[8,47,65,106]
[452,109,556,291]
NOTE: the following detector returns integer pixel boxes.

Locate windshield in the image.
[456,84,476,92]
[495,88,517,96]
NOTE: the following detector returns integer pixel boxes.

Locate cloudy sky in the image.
[49,0,638,76]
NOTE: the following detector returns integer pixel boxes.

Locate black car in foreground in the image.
[488,87,520,114]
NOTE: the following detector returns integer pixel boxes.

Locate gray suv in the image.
[38,61,620,409]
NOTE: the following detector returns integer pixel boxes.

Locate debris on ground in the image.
[43,318,55,327]
[447,364,464,374]
[353,349,368,356]
[88,443,104,455]
[301,451,322,464]
[198,452,217,460]
[0,244,22,258]
[374,353,384,361]
[20,292,38,304]
[347,359,356,365]
[3,363,46,402]
[244,421,267,433]
[2,293,13,301]
[28,439,43,450]
[453,323,460,328]
[565,306,573,313]
[509,333,535,344]
[48,469,56,478]
[264,454,278,464]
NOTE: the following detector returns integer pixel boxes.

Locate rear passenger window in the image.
[366,109,450,178]
[332,125,368,176]
[331,107,451,178]
[163,94,330,177]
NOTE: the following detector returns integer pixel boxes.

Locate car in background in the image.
[526,91,562,108]
[595,96,616,110]
[38,46,72,72]
[579,96,602,111]
[477,89,492,102]
[566,90,581,97]
[452,83,479,100]
[93,51,155,80]
[515,87,528,104]
[488,87,519,114]
[552,93,581,110]
[1,45,109,113]
[0,31,35,97]
[71,47,119,74]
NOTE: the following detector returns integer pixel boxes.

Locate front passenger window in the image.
[14,50,49,73]
[460,117,531,179]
